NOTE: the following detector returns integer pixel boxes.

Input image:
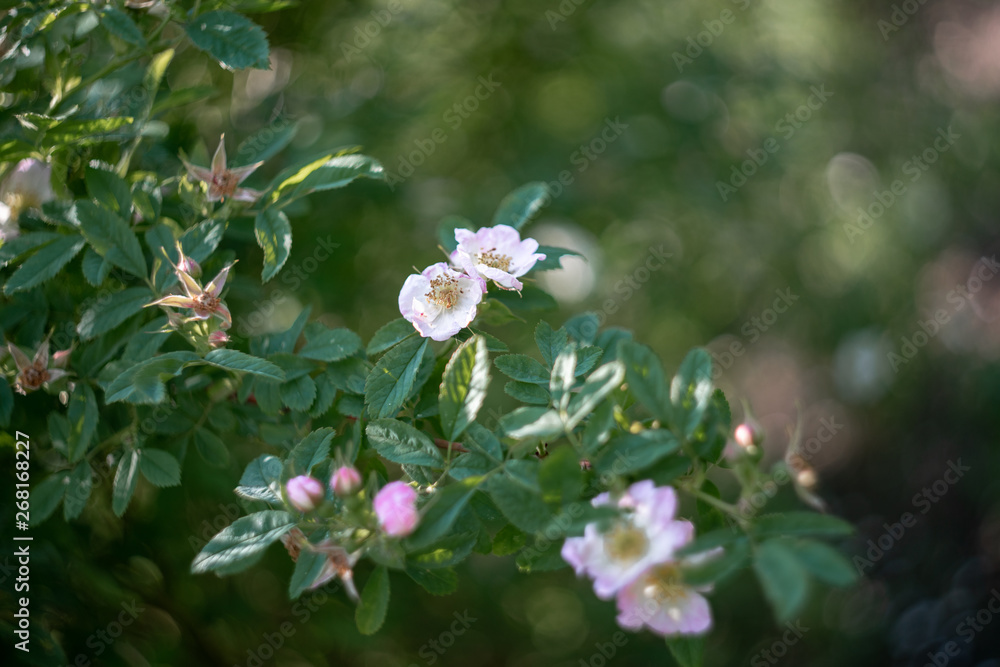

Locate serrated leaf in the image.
[563,313,600,345]
[195,429,230,467]
[681,540,750,587]
[202,349,285,381]
[3,235,84,294]
[113,449,141,517]
[367,318,417,356]
[30,474,66,526]
[81,247,112,286]
[85,164,132,214]
[66,383,98,462]
[504,380,550,405]
[77,201,147,278]
[498,406,563,440]
[288,548,327,599]
[492,182,550,231]
[492,524,527,556]
[105,351,199,404]
[406,566,458,596]
[671,348,714,439]
[405,480,481,551]
[594,429,680,476]
[365,419,444,467]
[77,287,152,340]
[364,335,428,419]
[186,10,271,70]
[753,539,810,622]
[752,512,853,539]
[666,636,705,667]
[285,428,334,477]
[620,341,669,422]
[236,454,283,503]
[488,464,552,532]
[534,321,568,367]
[254,207,292,282]
[355,566,390,635]
[438,336,490,441]
[139,449,181,487]
[494,354,549,385]
[566,361,624,429]
[299,324,361,362]
[191,510,296,573]
[280,374,316,411]
[789,539,858,587]
[62,461,93,521]
[101,7,146,46]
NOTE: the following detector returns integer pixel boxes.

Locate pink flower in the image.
[7,336,69,394]
[615,562,713,636]
[1,159,55,239]
[147,243,235,329]
[331,466,362,497]
[286,475,325,512]
[181,135,263,203]
[373,481,419,537]
[398,263,482,341]
[561,481,693,599]
[450,224,546,292]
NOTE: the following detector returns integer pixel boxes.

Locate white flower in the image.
[615,561,714,636]
[0,159,55,238]
[561,481,693,599]
[181,135,263,203]
[398,262,482,341]
[450,224,546,292]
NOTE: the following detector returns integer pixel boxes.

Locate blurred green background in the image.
[5,0,1000,664]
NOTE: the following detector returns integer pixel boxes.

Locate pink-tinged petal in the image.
[615,576,713,637]
[32,336,51,369]
[45,369,68,383]
[205,261,236,298]
[175,267,204,299]
[214,302,233,330]
[205,190,224,203]
[51,349,72,369]
[233,187,262,202]
[147,295,200,309]
[398,273,430,319]
[374,481,420,537]
[229,161,264,184]
[180,157,213,185]
[7,342,32,373]
[211,135,228,175]
[646,591,713,636]
[479,265,522,291]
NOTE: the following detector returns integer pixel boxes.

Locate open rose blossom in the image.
[561,481,694,599]
[181,134,263,203]
[614,561,713,636]
[373,481,419,537]
[398,262,482,341]
[450,224,546,292]
[147,243,235,330]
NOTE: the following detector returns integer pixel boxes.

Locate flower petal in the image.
[211,135,228,175]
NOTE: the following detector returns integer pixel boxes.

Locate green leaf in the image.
[299,323,362,362]
[236,454,283,503]
[266,152,384,205]
[564,313,600,345]
[367,318,416,356]
[666,636,705,667]
[491,524,527,555]
[289,548,327,600]
[195,429,230,467]
[566,361,624,429]
[405,479,480,550]
[498,406,564,440]
[494,354,549,385]
[85,164,132,215]
[492,182,550,231]
[254,208,292,282]
[355,566,390,635]
[532,245,584,272]
[62,461,93,521]
[280,374,316,411]
[752,512,853,539]
[101,7,146,46]
[475,298,524,326]
[681,540,750,587]
[503,381,550,406]
[285,428,334,477]
[438,335,491,441]
[3,234,85,294]
[81,247,112,286]
[437,215,473,254]
[406,566,458,596]
[185,10,271,70]
[574,345,603,376]
[77,287,152,340]
[457,327,508,352]
[113,449,141,517]
[191,510,296,574]
[594,429,680,475]
[105,351,199,404]
[488,464,552,533]
[366,418,444,467]
[234,120,298,166]
[77,201,147,278]
[364,335,428,419]
[620,342,669,422]
[29,474,66,526]
[789,539,858,587]
[671,348,714,439]
[139,449,182,487]
[549,346,576,410]
[753,539,810,622]
[202,349,285,381]
[534,321,568,366]
[66,384,99,462]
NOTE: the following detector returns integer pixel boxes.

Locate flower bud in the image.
[734,422,763,449]
[286,475,325,513]
[330,465,362,497]
[208,330,229,349]
[373,481,419,537]
[178,254,202,278]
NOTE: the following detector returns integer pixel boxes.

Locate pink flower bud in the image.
[331,466,362,497]
[373,481,419,537]
[286,475,325,513]
[734,422,762,449]
[178,255,202,278]
[208,330,229,349]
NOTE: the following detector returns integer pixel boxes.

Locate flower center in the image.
[425,275,462,309]
[604,522,649,563]
[195,293,221,316]
[21,366,49,390]
[478,248,512,272]
[211,172,239,198]
[642,564,688,607]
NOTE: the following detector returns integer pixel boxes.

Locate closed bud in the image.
[208,330,229,349]
[734,422,763,449]
[178,255,202,278]
[373,481,419,537]
[330,466,362,497]
[286,475,325,513]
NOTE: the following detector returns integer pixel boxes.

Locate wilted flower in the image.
[280,529,361,601]
[286,475,325,513]
[0,159,55,240]
[147,243,235,330]
[373,481,419,537]
[561,481,693,599]
[181,135,263,203]
[450,224,546,292]
[398,262,482,341]
[331,466,362,497]
[615,561,713,636]
[7,336,69,394]
[207,330,229,349]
